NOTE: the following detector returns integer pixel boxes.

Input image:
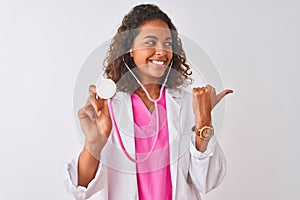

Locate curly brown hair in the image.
[104,4,191,93]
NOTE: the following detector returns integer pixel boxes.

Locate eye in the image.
[164,42,172,47]
[145,40,156,46]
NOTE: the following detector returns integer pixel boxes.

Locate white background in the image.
[0,0,299,199]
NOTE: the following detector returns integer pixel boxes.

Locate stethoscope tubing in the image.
[106,58,173,163]
[108,98,160,163]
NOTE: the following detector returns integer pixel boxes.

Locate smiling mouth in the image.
[149,60,167,67]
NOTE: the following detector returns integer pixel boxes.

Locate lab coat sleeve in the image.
[188,134,227,194]
[65,151,105,200]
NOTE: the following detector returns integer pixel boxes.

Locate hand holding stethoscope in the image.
[77,85,113,159]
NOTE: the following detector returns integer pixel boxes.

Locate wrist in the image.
[196,136,209,152]
[84,136,107,160]
[195,119,212,129]
[84,141,101,160]
[195,113,211,129]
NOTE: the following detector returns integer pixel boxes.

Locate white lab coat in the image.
[65,89,227,200]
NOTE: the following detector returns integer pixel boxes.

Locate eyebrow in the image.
[143,35,172,40]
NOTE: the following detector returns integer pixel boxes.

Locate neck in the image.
[135,83,162,100]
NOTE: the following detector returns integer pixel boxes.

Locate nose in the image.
[154,43,167,56]
[155,47,167,56]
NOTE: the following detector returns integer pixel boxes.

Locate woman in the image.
[66,4,233,200]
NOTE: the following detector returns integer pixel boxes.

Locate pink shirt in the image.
[131,89,172,200]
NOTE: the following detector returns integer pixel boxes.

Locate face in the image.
[130,19,173,84]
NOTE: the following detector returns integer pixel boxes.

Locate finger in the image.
[78,105,96,121]
[89,95,106,116]
[192,87,205,95]
[192,87,199,94]
[216,89,234,103]
[225,89,234,94]
[88,85,104,116]
[206,84,216,95]
[99,100,112,122]
[85,105,97,121]
[89,85,97,96]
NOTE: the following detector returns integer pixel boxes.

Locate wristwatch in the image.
[197,126,214,141]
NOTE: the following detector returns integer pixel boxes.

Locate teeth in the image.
[152,60,164,65]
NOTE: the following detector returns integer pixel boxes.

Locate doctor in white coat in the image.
[65,4,233,200]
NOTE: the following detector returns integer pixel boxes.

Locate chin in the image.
[150,69,167,78]
[137,66,168,83]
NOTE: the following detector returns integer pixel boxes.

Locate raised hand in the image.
[78,85,112,159]
[192,84,233,127]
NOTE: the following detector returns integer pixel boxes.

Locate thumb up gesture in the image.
[192,84,233,127]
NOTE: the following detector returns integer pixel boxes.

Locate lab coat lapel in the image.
[112,93,138,198]
[112,92,136,159]
[166,90,182,199]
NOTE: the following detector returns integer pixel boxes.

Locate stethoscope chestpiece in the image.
[96,78,116,99]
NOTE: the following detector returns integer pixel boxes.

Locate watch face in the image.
[198,126,214,140]
[203,129,212,138]
[202,128,214,140]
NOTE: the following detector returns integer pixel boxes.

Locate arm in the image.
[189,136,227,193]
[65,149,105,200]
[190,85,233,193]
[65,85,112,199]
[192,85,233,152]
[78,146,100,187]
[76,85,112,187]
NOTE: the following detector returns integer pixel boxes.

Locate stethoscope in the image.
[96,58,173,163]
